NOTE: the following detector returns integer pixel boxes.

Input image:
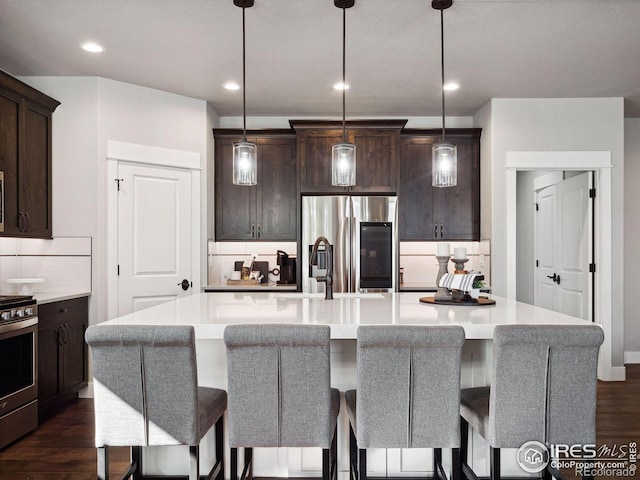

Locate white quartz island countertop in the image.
[102,292,591,339]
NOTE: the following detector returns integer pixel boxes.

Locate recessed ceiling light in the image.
[223,82,241,91]
[333,82,350,91]
[80,41,105,53]
[443,82,460,91]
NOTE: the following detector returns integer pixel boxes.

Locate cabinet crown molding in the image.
[0,70,60,112]
[289,119,407,130]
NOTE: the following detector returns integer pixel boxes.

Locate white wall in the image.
[19,76,211,325]
[473,102,492,240]
[624,118,640,362]
[480,98,625,368]
[515,170,539,305]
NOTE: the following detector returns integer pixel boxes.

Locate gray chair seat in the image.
[224,324,339,480]
[459,324,604,480]
[459,386,490,441]
[347,325,465,480]
[86,324,226,480]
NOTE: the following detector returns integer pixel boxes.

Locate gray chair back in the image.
[86,325,200,447]
[356,325,465,448]
[489,324,604,447]
[224,324,333,448]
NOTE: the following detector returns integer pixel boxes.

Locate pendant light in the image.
[232,0,257,186]
[331,0,356,187]
[432,0,457,188]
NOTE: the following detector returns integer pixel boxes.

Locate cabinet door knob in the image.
[251,223,255,238]
[60,308,68,313]
[440,223,443,237]
[257,224,261,239]
[434,224,438,238]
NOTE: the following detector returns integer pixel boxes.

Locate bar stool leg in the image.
[452,448,462,480]
[189,445,200,480]
[358,448,367,480]
[489,447,500,480]
[97,446,109,480]
[231,447,238,480]
[433,447,442,480]
[132,446,142,480]
[349,423,357,480]
[215,417,224,480]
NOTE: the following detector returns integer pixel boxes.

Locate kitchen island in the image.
[100,292,591,479]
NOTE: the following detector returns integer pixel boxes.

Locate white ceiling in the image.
[1,0,639,117]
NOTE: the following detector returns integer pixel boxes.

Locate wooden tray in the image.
[419,296,496,306]
[227,279,260,285]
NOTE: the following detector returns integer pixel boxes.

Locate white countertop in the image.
[102,292,591,340]
[33,292,91,304]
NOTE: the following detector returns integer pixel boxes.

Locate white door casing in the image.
[506,151,622,381]
[534,172,593,320]
[117,162,192,314]
[107,140,201,320]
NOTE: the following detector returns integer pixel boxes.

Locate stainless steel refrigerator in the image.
[301,195,398,294]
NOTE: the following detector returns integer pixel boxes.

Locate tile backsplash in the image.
[399,240,491,287]
[208,241,297,285]
[208,240,491,288]
[0,237,92,294]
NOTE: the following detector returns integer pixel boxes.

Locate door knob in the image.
[546,273,561,284]
[177,279,191,290]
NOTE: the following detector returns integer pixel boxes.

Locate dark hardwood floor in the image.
[0,366,638,480]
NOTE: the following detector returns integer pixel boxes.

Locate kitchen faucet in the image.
[310,236,333,300]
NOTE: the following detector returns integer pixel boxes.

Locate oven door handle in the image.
[0,317,38,335]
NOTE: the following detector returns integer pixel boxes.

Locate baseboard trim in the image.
[79,381,94,398]
[624,351,640,364]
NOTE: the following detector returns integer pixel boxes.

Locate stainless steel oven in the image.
[0,295,38,449]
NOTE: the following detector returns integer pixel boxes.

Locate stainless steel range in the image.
[0,295,38,449]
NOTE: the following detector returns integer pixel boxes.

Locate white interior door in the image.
[534,172,592,320]
[117,162,193,315]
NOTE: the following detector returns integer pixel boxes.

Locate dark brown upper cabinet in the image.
[292,120,405,194]
[0,71,60,238]
[399,129,481,241]
[214,130,297,241]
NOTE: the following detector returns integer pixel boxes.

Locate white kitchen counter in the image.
[102,291,589,339]
[33,291,91,304]
[100,292,592,479]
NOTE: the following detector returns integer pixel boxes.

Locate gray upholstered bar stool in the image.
[85,325,227,480]
[224,324,340,480]
[459,324,604,480]
[345,325,466,480]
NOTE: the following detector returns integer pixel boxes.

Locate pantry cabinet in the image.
[0,70,59,238]
[214,130,297,241]
[399,129,481,241]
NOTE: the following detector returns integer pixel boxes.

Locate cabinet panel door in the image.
[37,324,62,409]
[215,137,257,240]
[350,129,398,193]
[399,138,436,240]
[437,139,480,240]
[256,138,297,240]
[0,89,21,235]
[21,101,52,237]
[63,319,88,394]
[298,130,348,193]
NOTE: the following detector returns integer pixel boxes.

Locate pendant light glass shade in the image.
[432,143,457,187]
[331,0,356,187]
[232,0,257,186]
[233,141,257,186]
[332,143,356,186]
[432,0,457,187]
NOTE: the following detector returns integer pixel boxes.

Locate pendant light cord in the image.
[342,6,347,143]
[440,7,446,144]
[242,5,247,142]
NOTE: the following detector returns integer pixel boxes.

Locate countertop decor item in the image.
[433,255,452,302]
[451,257,469,273]
[420,296,496,306]
[232,0,257,186]
[6,278,44,294]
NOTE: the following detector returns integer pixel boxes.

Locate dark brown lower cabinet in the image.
[37,297,89,423]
